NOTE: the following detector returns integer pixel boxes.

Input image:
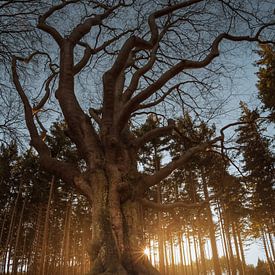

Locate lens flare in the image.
[144,247,150,256]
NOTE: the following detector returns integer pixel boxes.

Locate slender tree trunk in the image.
[193,234,200,274]
[197,230,207,275]
[201,173,222,275]
[217,201,230,274]
[4,184,22,275]
[183,239,189,275]
[0,206,8,248]
[164,239,169,274]
[268,230,275,262]
[40,176,54,275]
[224,214,237,275]
[12,198,26,274]
[169,236,175,275]
[62,197,72,275]
[20,231,27,274]
[156,188,165,274]
[178,232,186,275]
[236,225,246,274]
[262,228,275,275]
[81,230,86,275]
[31,204,44,275]
[232,221,243,275]
[153,144,165,274]
[0,206,8,273]
[186,228,194,275]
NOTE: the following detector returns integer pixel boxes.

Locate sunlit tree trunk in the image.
[201,172,222,275]
[267,230,275,262]
[164,239,169,273]
[169,235,175,275]
[20,231,27,274]
[4,184,22,274]
[232,221,243,275]
[186,227,194,275]
[81,230,86,275]
[178,232,186,275]
[154,145,165,274]
[30,204,44,275]
[61,197,72,275]
[12,198,26,274]
[264,229,274,265]
[39,176,54,275]
[236,225,246,274]
[197,230,207,275]
[224,213,237,275]
[192,234,200,274]
[262,227,275,275]
[217,201,231,274]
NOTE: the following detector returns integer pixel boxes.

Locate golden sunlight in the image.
[144,247,150,256]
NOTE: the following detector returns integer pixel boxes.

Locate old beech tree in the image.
[11,1,274,274]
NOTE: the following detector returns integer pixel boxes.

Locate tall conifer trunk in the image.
[201,172,221,275]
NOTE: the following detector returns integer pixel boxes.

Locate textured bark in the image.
[85,169,160,275]
[11,1,275,274]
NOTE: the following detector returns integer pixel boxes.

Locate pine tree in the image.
[256,45,275,121]
[236,104,275,273]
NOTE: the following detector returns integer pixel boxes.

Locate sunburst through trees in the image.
[0,0,274,274]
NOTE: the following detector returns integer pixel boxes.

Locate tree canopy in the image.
[0,1,274,274]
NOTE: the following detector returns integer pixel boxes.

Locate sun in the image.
[143,247,150,256]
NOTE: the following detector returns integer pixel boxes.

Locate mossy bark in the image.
[86,169,160,275]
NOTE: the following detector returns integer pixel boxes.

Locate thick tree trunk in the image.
[87,169,160,275]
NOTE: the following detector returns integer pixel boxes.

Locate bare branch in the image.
[140,198,205,210]
[142,136,222,189]
[122,43,158,102]
[118,24,275,130]
[135,124,174,148]
[89,108,101,125]
[11,53,47,153]
[140,188,222,211]
[73,30,133,75]
[37,1,79,45]
[148,0,204,45]
[32,72,57,114]
[137,82,189,110]
[73,42,93,75]
[68,3,121,44]
[11,53,81,185]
